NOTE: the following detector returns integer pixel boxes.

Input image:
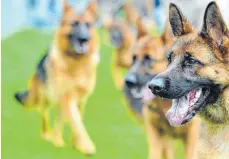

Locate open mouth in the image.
[124,84,155,118]
[166,87,211,126]
[72,39,89,54]
[128,85,155,101]
[129,87,143,99]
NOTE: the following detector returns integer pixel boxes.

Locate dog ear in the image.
[136,18,148,39]
[169,3,193,37]
[161,18,173,46]
[63,0,71,12]
[86,0,98,22]
[123,3,138,25]
[201,1,229,44]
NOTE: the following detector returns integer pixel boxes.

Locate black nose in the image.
[125,75,137,87]
[148,78,168,95]
[78,37,89,43]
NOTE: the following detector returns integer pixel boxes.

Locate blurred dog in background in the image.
[108,18,136,90]
[149,2,229,158]
[124,20,201,159]
[107,3,149,90]
[15,0,99,155]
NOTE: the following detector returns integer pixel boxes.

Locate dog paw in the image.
[52,137,65,147]
[41,132,53,141]
[73,139,96,155]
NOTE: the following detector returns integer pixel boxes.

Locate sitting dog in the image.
[149,2,229,158]
[124,21,201,159]
[15,0,99,155]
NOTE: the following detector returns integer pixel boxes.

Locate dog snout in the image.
[148,77,169,96]
[125,75,137,87]
[77,31,90,42]
[73,24,90,42]
[78,37,89,43]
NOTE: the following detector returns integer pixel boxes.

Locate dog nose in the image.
[77,31,90,42]
[78,37,89,43]
[125,75,137,87]
[148,78,167,94]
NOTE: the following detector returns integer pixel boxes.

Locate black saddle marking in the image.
[36,52,49,83]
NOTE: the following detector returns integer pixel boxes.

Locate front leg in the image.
[40,107,52,141]
[184,117,201,159]
[163,138,175,159]
[143,106,163,159]
[64,95,96,155]
[51,104,65,147]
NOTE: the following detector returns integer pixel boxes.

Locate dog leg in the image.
[184,117,201,159]
[40,107,52,141]
[64,96,95,155]
[163,138,175,159]
[51,105,65,147]
[78,98,88,117]
[143,106,163,159]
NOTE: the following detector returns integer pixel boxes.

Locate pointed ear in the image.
[86,0,98,21]
[63,0,71,12]
[136,18,148,39]
[201,1,229,43]
[161,18,173,46]
[169,3,194,37]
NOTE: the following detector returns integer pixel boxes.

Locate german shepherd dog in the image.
[149,2,229,158]
[108,19,137,90]
[124,22,201,159]
[14,0,99,155]
[108,3,149,90]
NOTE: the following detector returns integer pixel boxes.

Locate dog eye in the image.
[143,54,153,67]
[167,52,173,64]
[184,52,203,66]
[85,22,91,28]
[132,55,137,63]
[72,21,79,26]
[186,58,197,65]
[144,54,151,61]
[67,34,73,39]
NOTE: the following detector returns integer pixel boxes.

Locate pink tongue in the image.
[166,110,184,126]
[143,87,155,102]
[165,99,189,127]
[188,91,196,107]
[82,43,89,53]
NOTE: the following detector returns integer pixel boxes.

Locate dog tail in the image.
[14,91,28,105]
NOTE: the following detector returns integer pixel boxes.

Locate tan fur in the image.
[168,2,229,158]
[19,0,99,155]
[123,3,139,26]
[109,20,136,90]
[109,4,148,90]
[134,24,200,159]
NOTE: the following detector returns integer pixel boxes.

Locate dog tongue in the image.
[82,42,89,53]
[166,97,189,127]
[143,87,155,102]
[188,91,196,106]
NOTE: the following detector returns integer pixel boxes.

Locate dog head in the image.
[149,2,229,126]
[56,0,98,55]
[108,19,136,49]
[124,23,172,115]
[108,3,141,49]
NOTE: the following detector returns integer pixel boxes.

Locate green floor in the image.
[2,29,183,159]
